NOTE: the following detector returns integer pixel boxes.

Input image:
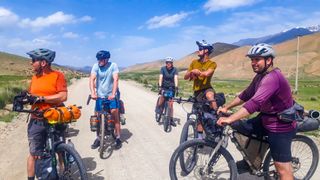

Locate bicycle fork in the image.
[202,127,230,173]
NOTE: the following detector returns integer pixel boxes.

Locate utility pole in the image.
[294,35,300,94]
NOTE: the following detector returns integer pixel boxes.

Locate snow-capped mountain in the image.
[233,25,320,46]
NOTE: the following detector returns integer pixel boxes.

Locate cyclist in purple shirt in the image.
[217,43,296,180]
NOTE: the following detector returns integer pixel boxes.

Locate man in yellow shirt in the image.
[184,40,218,138]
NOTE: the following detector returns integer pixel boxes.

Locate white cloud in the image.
[94,31,107,39]
[204,0,258,13]
[63,32,79,39]
[0,7,19,28]
[79,15,93,22]
[18,11,92,30]
[146,12,189,29]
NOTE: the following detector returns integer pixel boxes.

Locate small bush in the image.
[310,97,318,101]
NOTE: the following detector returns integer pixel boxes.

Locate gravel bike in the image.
[169,108,320,180]
[87,95,116,159]
[155,87,176,132]
[174,93,226,144]
[13,92,87,180]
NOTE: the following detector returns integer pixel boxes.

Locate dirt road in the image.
[0,78,319,179]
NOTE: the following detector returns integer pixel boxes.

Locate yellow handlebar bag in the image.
[44,105,81,124]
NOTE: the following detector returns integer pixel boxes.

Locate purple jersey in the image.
[239,68,296,132]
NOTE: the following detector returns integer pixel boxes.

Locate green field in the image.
[0,74,83,122]
[120,70,320,110]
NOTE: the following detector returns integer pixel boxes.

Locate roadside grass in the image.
[0,112,18,122]
[0,74,83,122]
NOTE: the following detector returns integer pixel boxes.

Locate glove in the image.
[158,89,162,95]
[28,95,45,104]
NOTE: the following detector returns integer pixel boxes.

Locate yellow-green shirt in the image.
[188,58,217,91]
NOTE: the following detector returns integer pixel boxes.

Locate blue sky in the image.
[0,0,319,67]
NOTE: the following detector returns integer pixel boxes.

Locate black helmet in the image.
[27,48,56,63]
[96,50,110,60]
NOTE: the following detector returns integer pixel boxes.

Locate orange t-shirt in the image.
[29,70,67,110]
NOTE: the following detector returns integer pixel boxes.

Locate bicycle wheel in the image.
[155,97,162,122]
[99,114,106,159]
[163,101,171,132]
[179,118,197,144]
[263,135,319,180]
[169,139,238,180]
[55,143,88,179]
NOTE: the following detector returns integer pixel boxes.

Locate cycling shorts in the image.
[28,119,47,156]
[231,115,296,162]
[95,98,119,112]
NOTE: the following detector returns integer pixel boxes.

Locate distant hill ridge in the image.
[233,25,320,46]
[124,32,320,80]
[0,51,84,76]
[123,42,239,72]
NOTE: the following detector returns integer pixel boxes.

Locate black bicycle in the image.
[87,95,116,159]
[13,92,88,180]
[174,93,226,144]
[155,87,176,132]
[169,110,320,180]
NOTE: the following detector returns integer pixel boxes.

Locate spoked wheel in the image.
[169,139,237,180]
[99,117,115,159]
[56,143,88,180]
[179,117,197,144]
[263,135,319,180]
[163,101,172,132]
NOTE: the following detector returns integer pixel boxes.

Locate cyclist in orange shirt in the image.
[26,48,68,180]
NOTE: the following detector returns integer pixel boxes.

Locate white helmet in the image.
[165,56,174,63]
[247,43,275,58]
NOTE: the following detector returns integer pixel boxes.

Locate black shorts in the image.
[231,115,296,162]
[194,87,215,101]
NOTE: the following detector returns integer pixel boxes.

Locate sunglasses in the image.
[31,59,42,63]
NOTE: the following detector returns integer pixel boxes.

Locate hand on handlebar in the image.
[217,106,228,114]
[90,93,98,100]
[108,94,115,100]
[28,95,44,104]
[217,117,232,126]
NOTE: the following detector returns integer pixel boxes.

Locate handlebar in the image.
[173,96,215,104]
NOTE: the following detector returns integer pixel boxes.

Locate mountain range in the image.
[233,25,320,46]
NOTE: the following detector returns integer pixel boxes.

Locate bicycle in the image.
[87,95,117,159]
[169,107,320,179]
[173,95,225,145]
[155,87,176,132]
[12,92,88,180]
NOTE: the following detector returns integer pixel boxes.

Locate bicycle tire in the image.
[56,143,88,180]
[263,134,319,180]
[179,119,197,144]
[169,139,238,180]
[155,97,162,122]
[99,114,106,159]
[163,101,171,132]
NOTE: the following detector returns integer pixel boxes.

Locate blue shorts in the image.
[95,98,119,112]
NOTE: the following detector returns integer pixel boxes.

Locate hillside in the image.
[0,51,84,77]
[124,32,320,80]
[123,42,239,72]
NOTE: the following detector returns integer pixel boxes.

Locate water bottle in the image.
[120,114,126,125]
[67,139,75,163]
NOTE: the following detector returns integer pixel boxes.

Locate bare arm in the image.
[199,68,214,77]
[184,71,191,80]
[111,73,119,98]
[159,74,163,87]
[225,96,244,110]
[174,75,178,87]
[89,73,97,98]
[44,91,67,104]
